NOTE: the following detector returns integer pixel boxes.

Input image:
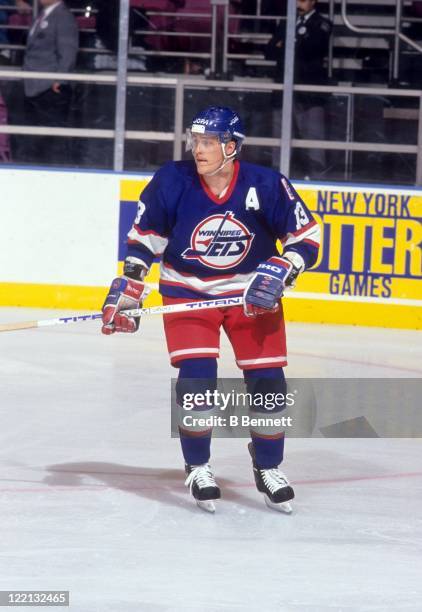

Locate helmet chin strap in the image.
[203,143,236,177]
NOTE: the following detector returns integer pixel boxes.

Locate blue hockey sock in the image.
[176,358,217,466]
[244,368,286,469]
[250,433,285,470]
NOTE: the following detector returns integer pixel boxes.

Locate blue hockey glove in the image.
[102,260,147,335]
[243,252,305,317]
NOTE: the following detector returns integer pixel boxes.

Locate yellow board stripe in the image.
[282,298,421,329]
[120,179,149,201]
[0,281,420,329]
[0,282,107,311]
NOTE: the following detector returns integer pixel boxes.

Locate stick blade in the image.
[0,321,38,333]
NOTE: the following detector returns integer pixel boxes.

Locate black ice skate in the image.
[184,463,221,513]
[248,442,294,514]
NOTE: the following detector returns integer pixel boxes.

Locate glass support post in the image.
[113,0,130,172]
[280,0,296,175]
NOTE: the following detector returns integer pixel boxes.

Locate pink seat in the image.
[75,16,96,30]
[172,0,212,54]
[7,12,31,28]
[139,0,239,54]
[0,92,10,163]
[132,0,180,52]
[130,0,239,54]
[175,0,239,53]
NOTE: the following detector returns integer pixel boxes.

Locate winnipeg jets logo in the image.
[182,211,254,269]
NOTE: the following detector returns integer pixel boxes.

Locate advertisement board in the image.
[119,179,422,329]
[0,167,420,328]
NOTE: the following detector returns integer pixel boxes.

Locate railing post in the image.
[345,93,354,181]
[113,0,130,172]
[416,94,422,185]
[222,0,229,75]
[393,0,403,80]
[210,0,229,77]
[341,0,394,35]
[210,2,218,75]
[173,80,184,161]
[328,0,335,78]
[280,0,296,175]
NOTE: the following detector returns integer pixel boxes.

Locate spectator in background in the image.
[93,0,147,71]
[14,0,32,11]
[267,0,332,177]
[6,1,32,56]
[22,0,78,164]
[0,0,11,64]
[170,0,240,75]
[136,0,186,73]
[0,90,10,161]
[14,0,32,13]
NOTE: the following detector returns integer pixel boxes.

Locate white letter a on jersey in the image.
[245,187,260,211]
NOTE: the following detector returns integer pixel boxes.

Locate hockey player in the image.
[102,106,320,513]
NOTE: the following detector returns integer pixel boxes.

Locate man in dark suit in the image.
[22,0,78,164]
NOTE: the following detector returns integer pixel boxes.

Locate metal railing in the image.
[1,0,421,82]
[341,0,422,80]
[130,9,214,66]
[1,66,422,184]
[1,0,422,184]
[218,0,422,84]
[0,1,219,72]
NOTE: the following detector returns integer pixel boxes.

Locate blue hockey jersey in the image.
[126,160,320,299]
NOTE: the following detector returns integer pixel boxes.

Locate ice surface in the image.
[0,308,421,611]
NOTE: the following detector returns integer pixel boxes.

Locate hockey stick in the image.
[0,296,244,333]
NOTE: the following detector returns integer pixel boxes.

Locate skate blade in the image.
[264,495,292,514]
[196,499,216,513]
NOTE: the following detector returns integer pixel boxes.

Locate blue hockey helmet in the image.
[187,106,245,156]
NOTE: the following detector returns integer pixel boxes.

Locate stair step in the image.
[333,36,390,49]
[383,108,418,120]
[333,15,395,27]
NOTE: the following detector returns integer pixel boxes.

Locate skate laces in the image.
[185,464,217,490]
[260,468,289,494]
